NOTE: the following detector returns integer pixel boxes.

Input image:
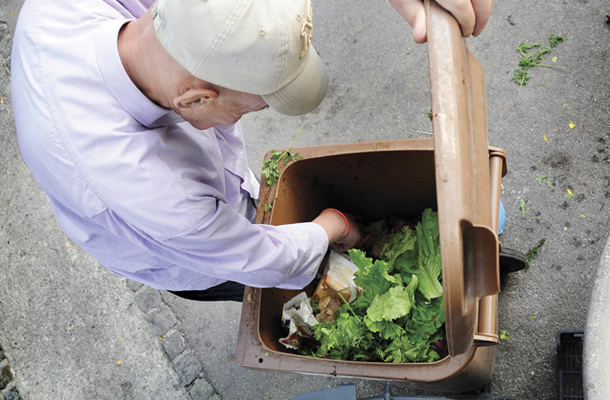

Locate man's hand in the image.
[388,0,493,43]
[313,209,362,253]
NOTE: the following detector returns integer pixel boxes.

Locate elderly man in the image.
[10,0,492,301]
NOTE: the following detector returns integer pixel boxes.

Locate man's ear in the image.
[173,88,219,109]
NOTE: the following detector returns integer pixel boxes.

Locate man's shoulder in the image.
[17,0,151,29]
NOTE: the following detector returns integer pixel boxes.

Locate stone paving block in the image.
[125,279,144,292]
[3,388,21,400]
[147,305,178,336]
[0,21,11,61]
[0,365,12,391]
[188,378,216,400]
[135,285,162,313]
[172,351,203,386]
[162,330,186,360]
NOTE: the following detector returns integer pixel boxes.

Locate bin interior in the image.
[259,148,438,354]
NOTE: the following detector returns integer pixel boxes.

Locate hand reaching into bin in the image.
[388,0,493,43]
[313,209,362,253]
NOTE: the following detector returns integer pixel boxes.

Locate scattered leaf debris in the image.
[536,176,553,187]
[511,34,565,88]
[525,238,547,269]
[519,198,529,217]
[261,128,303,187]
[549,34,564,48]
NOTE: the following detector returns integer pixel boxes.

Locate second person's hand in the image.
[388,0,493,44]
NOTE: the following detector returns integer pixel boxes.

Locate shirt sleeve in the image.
[145,197,330,290]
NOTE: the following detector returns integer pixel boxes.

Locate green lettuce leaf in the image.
[415,209,443,300]
[404,295,445,343]
[395,209,442,301]
[312,311,377,361]
[379,225,417,269]
[307,209,445,363]
[378,334,436,363]
[364,316,405,340]
[367,285,413,322]
[348,249,394,313]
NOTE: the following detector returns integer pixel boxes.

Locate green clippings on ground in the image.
[500,330,510,340]
[261,128,303,187]
[519,198,529,217]
[512,68,531,87]
[525,238,548,269]
[424,111,433,121]
[549,34,564,48]
[536,175,553,187]
[262,203,273,212]
[579,213,587,219]
[530,316,537,320]
[511,35,565,88]
[564,188,575,198]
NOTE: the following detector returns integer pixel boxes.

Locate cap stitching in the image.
[193,0,249,77]
[270,0,287,93]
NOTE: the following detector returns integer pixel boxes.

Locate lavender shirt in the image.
[11,0,328,291]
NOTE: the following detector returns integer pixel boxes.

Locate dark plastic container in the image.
[557,330,584,400]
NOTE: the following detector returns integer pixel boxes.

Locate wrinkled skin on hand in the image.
[388,0,493,43]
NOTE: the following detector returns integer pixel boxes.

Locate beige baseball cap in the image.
[152,0,329,116]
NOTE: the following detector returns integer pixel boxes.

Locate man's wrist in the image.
[322,208,350,240]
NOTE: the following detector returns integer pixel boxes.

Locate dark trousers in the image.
[168,281,245,302]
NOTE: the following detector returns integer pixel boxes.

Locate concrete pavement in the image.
[2,0,610,399]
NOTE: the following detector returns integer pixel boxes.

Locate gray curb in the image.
[583,235,610,400]
[126,280,222,400]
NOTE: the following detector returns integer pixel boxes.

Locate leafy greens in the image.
[305,209,445,363]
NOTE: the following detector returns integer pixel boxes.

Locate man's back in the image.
[10,0,327,292]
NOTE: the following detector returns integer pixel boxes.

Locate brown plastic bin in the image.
[235,0,507,393]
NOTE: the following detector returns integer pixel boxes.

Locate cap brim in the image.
[263,46,329,116]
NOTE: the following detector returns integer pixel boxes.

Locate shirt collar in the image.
[95,19,183,128]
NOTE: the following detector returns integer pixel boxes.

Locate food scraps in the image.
[279,209,446,363]
[279,251,360,349]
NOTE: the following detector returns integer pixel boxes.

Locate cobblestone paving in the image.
[0,346,21,400]
[126,281,221,400]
